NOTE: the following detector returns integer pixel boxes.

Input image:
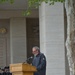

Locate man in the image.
[32,46,46,75]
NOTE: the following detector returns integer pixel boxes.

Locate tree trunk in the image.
[65,0,75,75]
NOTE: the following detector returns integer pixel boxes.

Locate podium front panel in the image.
[10,63,37,72]
[12,72,33,75]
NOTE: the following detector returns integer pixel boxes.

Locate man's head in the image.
[4,66,9,72]
[32,46,40,56]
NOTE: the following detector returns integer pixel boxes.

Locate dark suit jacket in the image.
[32,53,46,75]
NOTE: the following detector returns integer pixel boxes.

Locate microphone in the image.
[26,56,33,61]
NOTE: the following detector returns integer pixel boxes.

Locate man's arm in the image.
[36,54,46,71]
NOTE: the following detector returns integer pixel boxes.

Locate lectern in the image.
[10,63,37,75]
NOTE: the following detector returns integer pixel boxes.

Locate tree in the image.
[65,0,75,75]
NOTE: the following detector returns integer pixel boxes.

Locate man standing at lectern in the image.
[32,46,46,75]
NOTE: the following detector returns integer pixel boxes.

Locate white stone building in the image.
[0,0,70,75]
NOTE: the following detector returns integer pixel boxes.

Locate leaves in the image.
[9,0,14,4]
[22,10,31,16]
[25,0,64,15]
[0,0,14,4]
[28,0,64,9]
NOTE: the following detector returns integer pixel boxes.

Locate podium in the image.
[10,63,37,75]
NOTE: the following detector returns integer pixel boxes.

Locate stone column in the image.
[10,18,27,63]
[39,2,65,75]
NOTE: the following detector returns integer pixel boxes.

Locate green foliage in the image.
[22,10,31,16]
[25,0,65,15]
[0,0,14,4]
[28,0,65,8]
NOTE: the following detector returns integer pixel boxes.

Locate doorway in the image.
[26,18,39,58]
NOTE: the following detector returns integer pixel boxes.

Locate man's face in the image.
[32,48,38,56]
